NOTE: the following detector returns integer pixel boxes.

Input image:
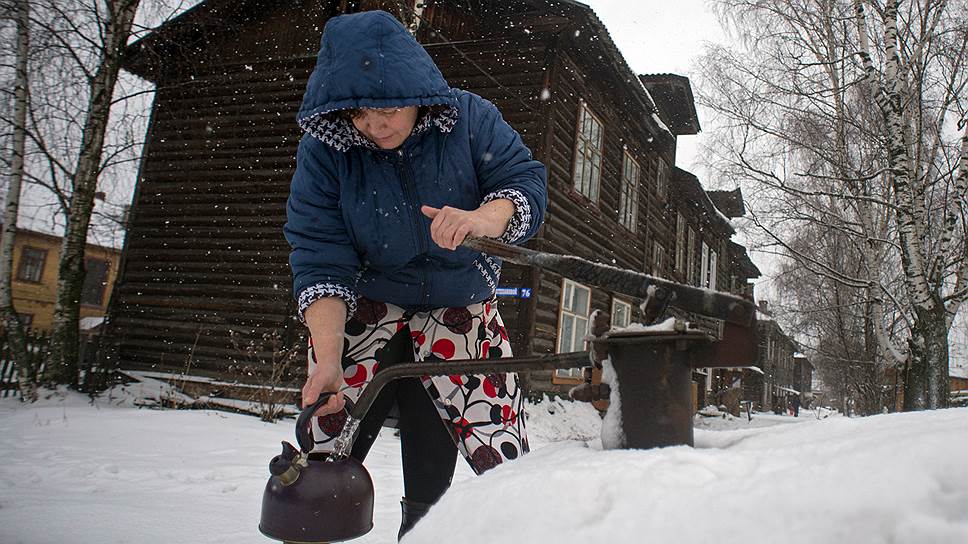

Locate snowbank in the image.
[1,390,966,544]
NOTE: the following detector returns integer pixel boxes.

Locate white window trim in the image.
[687,227,697,285]
[700,241,710,288]
[675,213,686,274]
[652,241,664,277]
[611,298,632,330]
[618,150,639,232]
[555,278,591,379]
[708,249,718,290]
[572,100,604,203]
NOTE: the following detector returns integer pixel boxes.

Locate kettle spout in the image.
[268,441,304,486]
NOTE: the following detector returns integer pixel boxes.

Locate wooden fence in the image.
[0,329,50,398]
[0,329,99,398]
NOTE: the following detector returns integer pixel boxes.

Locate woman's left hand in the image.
[421,200,513,250]
[421,205,487,250]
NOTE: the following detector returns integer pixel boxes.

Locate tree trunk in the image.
[45,0,141,385]
[903,302,950,410]
[1,0,34,399]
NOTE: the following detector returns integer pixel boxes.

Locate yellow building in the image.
[9,228,121,330]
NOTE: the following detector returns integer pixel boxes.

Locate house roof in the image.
[123,0,291,80]
[707,188,745,218]
[638,74,701,136]
[728,241,761,279]
[122,0,675,146]
[672,168,734,235]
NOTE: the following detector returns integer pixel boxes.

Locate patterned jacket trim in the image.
[297,282,359,322]
[482,188,532,244]
[298,106,459,152]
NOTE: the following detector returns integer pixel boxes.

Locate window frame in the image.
[80,257,110,307]
[16,246,47,283]
[618,149,640,232]
[611,298,632,330]
[16,313,33,329]
[687,227,697,285]
[651,241,664,277]
[675,213,686,275]
[656,158,669,200]
[571,100,604,203]
[708,249,718,290]
[700,241,710,288]
[555,278,592,380]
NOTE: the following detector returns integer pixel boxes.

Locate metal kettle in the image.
[259,393,374,543]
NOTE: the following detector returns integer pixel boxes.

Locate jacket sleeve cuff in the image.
[297,282,359,323]
[482,188,532,244]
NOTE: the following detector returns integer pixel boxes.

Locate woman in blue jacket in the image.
[284,10,547,537]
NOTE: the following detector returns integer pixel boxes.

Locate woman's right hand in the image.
[302,361,346,417]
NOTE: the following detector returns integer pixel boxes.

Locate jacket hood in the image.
[297,10,457,122]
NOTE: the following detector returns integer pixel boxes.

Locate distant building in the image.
[7,228,120,330]
[733,301,801,412]
[951,367,968,407]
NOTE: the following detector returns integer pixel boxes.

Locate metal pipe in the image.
[327,351,591,459]
[461,237,757,327]
[347,351,591,421]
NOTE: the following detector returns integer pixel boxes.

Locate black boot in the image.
[398,497,433,541]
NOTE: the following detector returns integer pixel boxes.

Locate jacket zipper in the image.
[395,149,431,306]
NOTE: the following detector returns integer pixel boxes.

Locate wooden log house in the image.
[111,0,762,397]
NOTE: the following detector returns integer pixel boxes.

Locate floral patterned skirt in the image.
[308,297,529,474]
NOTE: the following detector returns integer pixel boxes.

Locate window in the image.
[16,313,32,328]
[656,158,669,200]
[687,228,697,285]
[16,246,47,283]
[674,214,686,274]
[651,241,664,276]
[81,258,109,306]
[618,150,639,231]
[700,241,710,288]
[611,299,631,329]
[700,242,719,289]
[708,250,718,290]
[556,279,591,379]
[572,101,604,202]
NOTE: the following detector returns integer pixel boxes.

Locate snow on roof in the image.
[650,112,672,136]
[951,367,968,379]
[79,316,105,331]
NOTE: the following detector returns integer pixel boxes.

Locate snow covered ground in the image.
[1,385,967,544]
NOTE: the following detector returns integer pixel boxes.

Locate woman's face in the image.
[351,106,419,150]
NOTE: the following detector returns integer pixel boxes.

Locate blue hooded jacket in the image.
[285,11,547,318]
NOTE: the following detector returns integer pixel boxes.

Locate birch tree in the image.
[0,0,191,389]
[698,0,968,410]
[41,0,142,385]
[0,0,33,399]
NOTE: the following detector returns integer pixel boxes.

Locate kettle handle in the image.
[295,392,336,454]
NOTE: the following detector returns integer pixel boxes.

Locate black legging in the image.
[346,325,458,505]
